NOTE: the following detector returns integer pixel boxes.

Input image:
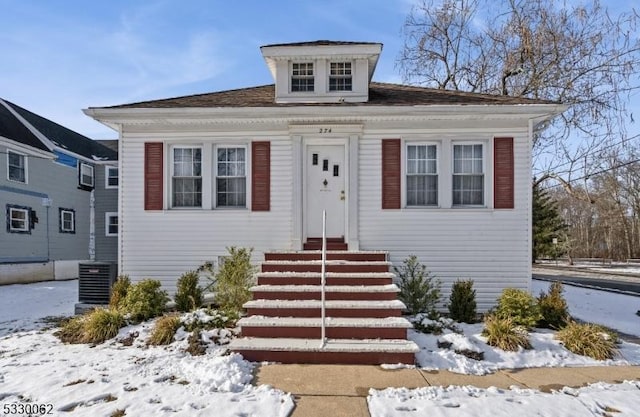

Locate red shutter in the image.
[144,142,164,210]
[494,137,514,209]
[252,141,270,211]
[381,139,401,209]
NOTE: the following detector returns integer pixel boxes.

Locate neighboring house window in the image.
[79,162,94,189]
[6,204,30,234]
[105,166,118,188]
[291,62,314,92]
[105,212,118,236]
[59,208,75,233]
[453,143,484,206]
[329,62,352,91]
[7,151,26,183]
[172,147,202,207]
[406,144,438,206]
[216,146,246,208]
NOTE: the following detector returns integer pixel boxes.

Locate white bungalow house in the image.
[85,41,564,363]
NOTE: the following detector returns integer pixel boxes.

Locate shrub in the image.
[537,281,570,329]
[174,271,204,312]
[394,255,441,315]
[121,279,169,323]
[109,275,131,309]
[556,322,617,360]
[148,315,181,346]
[56,315,87,344]
[448,279,477,323]
[83,308,125,344]
[482,314,531,351]
[494,288,542,329]
[209,247,256,314]
[181,308,239,332]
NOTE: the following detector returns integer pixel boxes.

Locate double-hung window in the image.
[7,151,26,183]
[453,144,484,206]
[216,147,246,208]
[172,147,202,208]
[59,208,75,233]
[291,62,314,92]
[6,204,30,233]
[406,144,438,206]
[329,62,352,91]
[105,166,118,188]
[105,212,118,236]
[79,163,94,188]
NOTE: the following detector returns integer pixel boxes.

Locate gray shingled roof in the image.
[99,82,557,110]
[4,100,117,161]
[0,101,50,152]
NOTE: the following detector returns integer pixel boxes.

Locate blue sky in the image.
[0,0,413,139]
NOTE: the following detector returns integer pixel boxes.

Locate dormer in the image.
[260,40,383,104]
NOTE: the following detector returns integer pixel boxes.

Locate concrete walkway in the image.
[255,364,640,417]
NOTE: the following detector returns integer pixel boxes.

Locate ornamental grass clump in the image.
[448,279,477,323]
[494,288,542,329]
[482,314,532,351]
[537,281,570,329]
[82,308,126,344]
[394,255,441,315]
[56,315,88,344]
[109,275,131,310]
[120,279,169,323]
[174,271,204,312]
[148,314,182,346]
[556,322,617,360]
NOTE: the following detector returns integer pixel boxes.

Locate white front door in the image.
[306,145,346,237]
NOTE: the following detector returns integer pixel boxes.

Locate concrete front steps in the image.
[229,250,418,365]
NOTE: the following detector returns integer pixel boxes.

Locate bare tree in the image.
[399,0,640,178]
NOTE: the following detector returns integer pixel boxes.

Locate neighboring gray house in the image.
[0,98,117,283]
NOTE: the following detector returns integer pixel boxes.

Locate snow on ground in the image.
[533,280,640,336]
[0,280,293,417]
[368,381,640,417]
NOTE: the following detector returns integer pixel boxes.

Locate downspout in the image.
[89,189,95,261]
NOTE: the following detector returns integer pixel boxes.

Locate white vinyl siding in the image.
[215,146,247,208]
[7,151,27,183]
[453,144,484,206]
[171,147,202,208]
[406,144,438,206]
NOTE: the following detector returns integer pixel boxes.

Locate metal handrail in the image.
[320,210,327,348]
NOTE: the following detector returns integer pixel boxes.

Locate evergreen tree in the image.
[532,183,567,262]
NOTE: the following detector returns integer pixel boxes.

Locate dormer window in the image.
[291,62,314,92]
[329,62,352,91]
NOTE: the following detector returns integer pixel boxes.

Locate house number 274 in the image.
[319,128,332,133]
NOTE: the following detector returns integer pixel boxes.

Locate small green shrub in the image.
[121,279,169,323]
[148,315,181,345]
[394,255,441,315]
[537,281,570,329]
[174,271,204,312]
[494,288,542,329]
[482,314,531,351]
[204,247,256,314]
[556,322,617,360]
[448,279,477,323]
[56,315,87,344]
[82,308,125,344]
[110,275,131,309]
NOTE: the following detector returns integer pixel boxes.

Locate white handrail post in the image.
[320,210,327,348]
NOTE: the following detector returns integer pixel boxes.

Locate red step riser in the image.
[262,264,389,273]
[241,327,407,339]
[234,350,415,365]
[252,291,396,301]
[265,253,387,262]
[246,307,403,318]
[257,277,393,286]
[303,244,349,251]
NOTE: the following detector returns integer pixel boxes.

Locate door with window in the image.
[305,145,346,238]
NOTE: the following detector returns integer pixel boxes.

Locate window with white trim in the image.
[6,204,30,233]
[291,62,314,92]
[453,143,484,206]
[59,208,75,233]
[79,163,94,188]
[172,147,202,207]
[7,151,26,183]
[105,166,118,188]
[329,62,352,91]
[216,146,246,208]
[105,212,118,236]
[406,144,438,206]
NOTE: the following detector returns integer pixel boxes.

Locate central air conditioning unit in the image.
[78,262,118,305]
